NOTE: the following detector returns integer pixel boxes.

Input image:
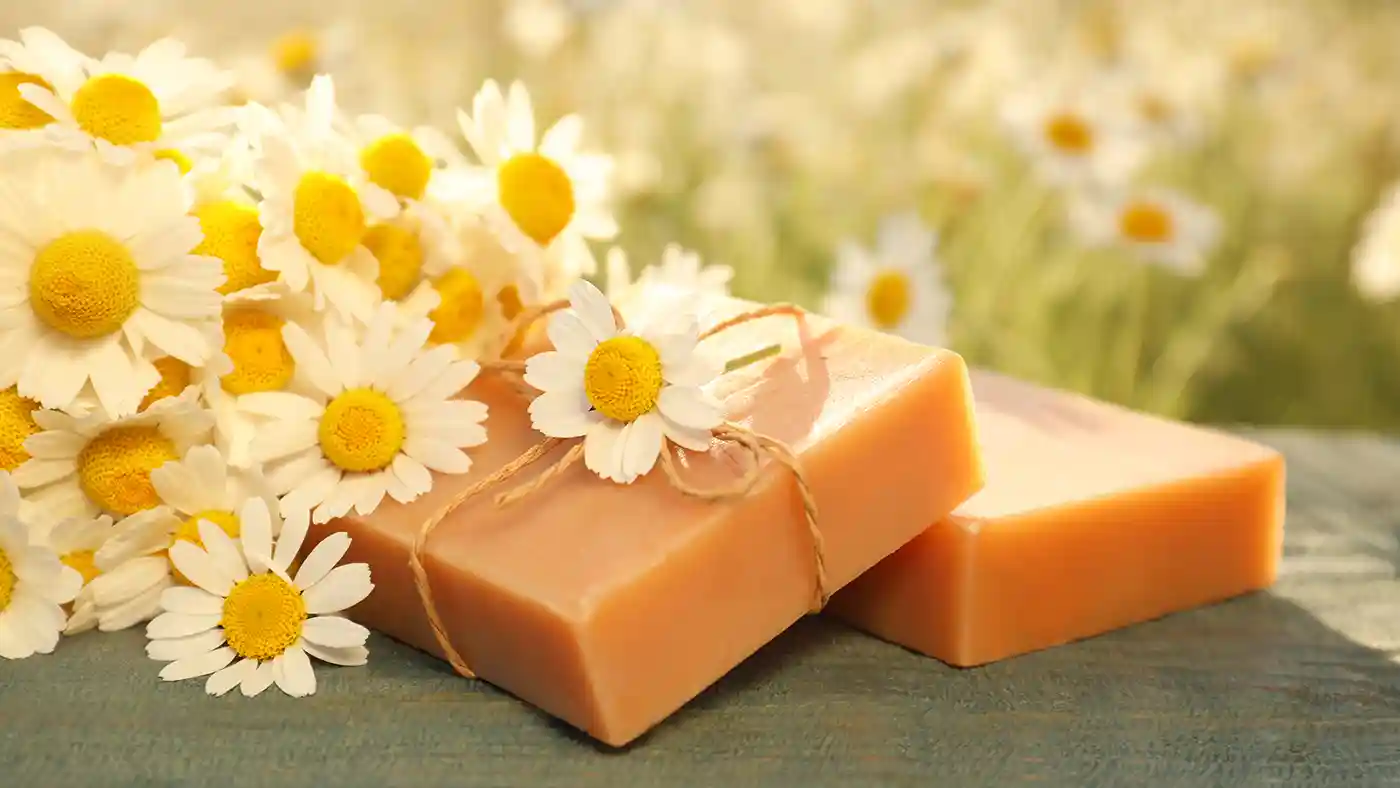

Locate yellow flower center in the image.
[139,357,192,412]
[29,230,141,339]
[77,425,178,516]
[0,72,55,130]
[364,221,424,301]
[865,270,913,330]
[1118,201,1175,243]
[271,30,319,77]
[360,133,432,201]
[318,388,406,473]
[584,336,663,423]
[194,201,275,295]
[61,549,102,586]
[428,268,485,345]
[221,572,307,661]
[294,171,366,265]
[0,547,13,612]
[154,148,192,174]
[0,386,40,472]
[1043,113,1094,155]
[497,152,575,246]
[168,509,240,586]
[221,308,296,395]
[70,74,162,146]
[497,284,524,320]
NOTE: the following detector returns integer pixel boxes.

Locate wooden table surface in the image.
[3,430,1398,786]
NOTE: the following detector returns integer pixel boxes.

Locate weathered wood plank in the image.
[3,430,1399,786]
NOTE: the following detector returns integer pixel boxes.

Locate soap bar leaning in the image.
[829,369,1285,667]
[314,298,982,746]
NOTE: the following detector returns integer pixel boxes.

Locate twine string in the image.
[410,298,827,679]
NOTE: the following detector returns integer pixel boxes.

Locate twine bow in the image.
[409,297,829,679]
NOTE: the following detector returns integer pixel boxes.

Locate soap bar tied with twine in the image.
[409,284,829,679]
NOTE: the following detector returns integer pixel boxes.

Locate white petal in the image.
[293,532,351,590]
[301,615,370,649]
[146,627,227,662]
[301,563,373,614]
[206,657,257,696]
[146,610,222,640]
[0,615,36,659]
[271,507,309,573]
[273,645,317,697]
[198,519,249,583]
[401,438,471,474]
[238,497,274,572]
[159,645,237,682]
[522,350,584,394]
[302,641,369,666]
[567,280,617,343]
[661,414,715,452]
[527,388,597,438]
[657,386,725,431]
[619,412,664,483]
[241,659,277,696]
[167,541,234,596]
[281,320,341,396]
[158,586,223,616]
[545,311,599,357]
[97,580,168,632]
[583,420,623,482]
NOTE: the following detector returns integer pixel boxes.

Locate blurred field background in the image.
[6,0,1400,429]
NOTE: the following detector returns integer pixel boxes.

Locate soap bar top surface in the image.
[963,370,1279,518]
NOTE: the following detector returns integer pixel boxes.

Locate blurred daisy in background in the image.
[248,75,399,323]
[249,303,488,526]
[0,27,88,153]
[1069,188,1222,275]
[13,389,213,527]
[445,80,617,299]
[17,32,236,166]
[1351,183,1400,302]
[0,150,225,418]
[525,280,724,484]
[146,496,373,698]
[1001,82,1146,186]
[605,243,733,328]
[83,443,279,632]
[0,470,82,659]
[823,213,951,348]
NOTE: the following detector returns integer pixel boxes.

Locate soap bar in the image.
[312,298,982,746]
[828,369,1285,667]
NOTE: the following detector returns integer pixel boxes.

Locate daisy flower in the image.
[822,212,952,347]
[1069,189,1221,276]
[185,141,279,298]
[1352,183,1400,303]
[0,470,82,658]
[247,75,399,323]
[13,389,214,528]
[605,243,734,327]
[18,33,236,166]
[0,149,226,419]
[146,496,373,698]
[445,79,617,298]
[83,443,279,632]
[38,512,116,635]
[248,302,489,526]
[0,28,89,153]
[524,280,724,484]
[1001,82,1145,187]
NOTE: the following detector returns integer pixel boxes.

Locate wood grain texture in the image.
[4,429,1400,787]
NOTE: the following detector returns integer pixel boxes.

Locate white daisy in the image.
[524,280,724,484]
[248,302,489,526]
[83,443,279,632]
[146,496,373,698]
[0,470,82,658]
[1069,188,1221,275]
[822,212,952,347]
[444,79,617,299]
[13,388,214,528]
[0,149,226,419]
[605,243,734,327]
[18,34,237,166]
[38,512,116,635]
[1352,182,1400,303]
[246,75,399,323]
[0,28,90,154]
[1001,82,1146,187]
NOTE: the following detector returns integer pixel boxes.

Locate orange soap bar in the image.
[315,298,982,746]
[829,369,1285,667]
